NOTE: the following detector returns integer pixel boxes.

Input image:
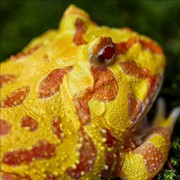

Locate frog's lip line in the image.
[132,72,164,131]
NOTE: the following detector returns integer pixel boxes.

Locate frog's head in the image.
[59,5,166,134]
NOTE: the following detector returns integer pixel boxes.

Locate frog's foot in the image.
[119,98,180,180]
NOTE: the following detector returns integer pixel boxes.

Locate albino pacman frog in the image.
[0,5,180,180]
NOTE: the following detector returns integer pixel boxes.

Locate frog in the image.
[0,4,180,180]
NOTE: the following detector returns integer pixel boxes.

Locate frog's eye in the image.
[98,45,115,64]
[90,37,116,67]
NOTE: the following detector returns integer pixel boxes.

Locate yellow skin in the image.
[0,5,180,180]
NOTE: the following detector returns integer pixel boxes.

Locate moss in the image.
[0,0,179,179]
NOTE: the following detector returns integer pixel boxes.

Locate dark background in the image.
[0,0,180,179]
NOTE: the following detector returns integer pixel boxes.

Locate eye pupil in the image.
[102,46,115,60]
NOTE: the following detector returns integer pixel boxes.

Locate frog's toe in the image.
[154,97,180,128]
[153,98,166,122]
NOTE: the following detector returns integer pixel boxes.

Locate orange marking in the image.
[75,67,118,125]
[75,97,91,125]
[0,86,30,108]
[0,75,17,87]
[3,140,56,166]
[0,119,11,136]
[128,93,142,123]
[73,18,87,45]
[10,46,40,61]
[135,143,163,173]
[147,75,161,100]
[120,61,149,79]
[93,81,118,101]
[115,37,137,55]
[139,39,163,55]
[21,116,38,132]
[2,172,31,180]
[67,129,97,179]
[92,68,118,101]
[115,37,163,55]
[120,60,162,104]
[52,116,64,141]
[38,66,73,98]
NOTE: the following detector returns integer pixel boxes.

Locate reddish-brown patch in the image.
[101,128,118,147]
[114,37,163,55]
[75,67,118,125]
[2,172,31,180]
[92,68,118,101]
[0,119,12,136]
[120,60,162,104]
[135,143,163,173]
[100,152,115,179]
[128,93,142,123]
[73,18,87,45]
[120,61,149,79]
[147,75,161,100]
[38,66,72,98]
[123,129,141,150]
[93,81,118,101]
[75,97,91,125]
[0,86,30,108]
[3,140,56,166]
[21,116,38,132]
[0,75,17,87]
[10,46,40,61]
[52,116,64,141]
[115,37,137,55]
[67,129,97,179]
[139,39,163,55]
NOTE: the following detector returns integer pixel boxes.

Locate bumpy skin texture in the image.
[1,5,179,180]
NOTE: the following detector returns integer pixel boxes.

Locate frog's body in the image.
[0,5,179,180]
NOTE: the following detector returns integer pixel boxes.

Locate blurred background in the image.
[0,0,180,179]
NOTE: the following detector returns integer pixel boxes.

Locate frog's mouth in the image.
[132,73,164,131]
